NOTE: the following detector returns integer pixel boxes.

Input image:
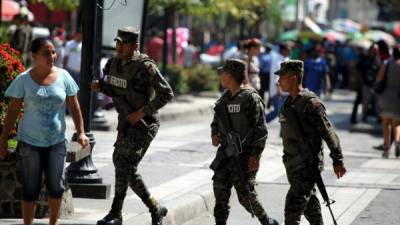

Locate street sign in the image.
[102,0,144,48]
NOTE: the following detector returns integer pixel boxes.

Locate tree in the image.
[32,0,80,10]
[149,0,273,25]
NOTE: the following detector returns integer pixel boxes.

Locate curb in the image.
[159,105,214,121]
[128,184,214,225]
[349,123,382,134]
[87,97,216,131]
[159,96,215,122]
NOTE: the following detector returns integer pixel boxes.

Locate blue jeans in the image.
[17,141,66,201]
[266,95,286,123]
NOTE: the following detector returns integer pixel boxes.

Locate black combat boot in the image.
[259,215,280,225]
[215,221,226,225]
[97,199,124,225]
[151,206,168,225]
[143,197,168,225]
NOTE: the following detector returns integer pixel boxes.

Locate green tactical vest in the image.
[106,53,155,112]
[279,90,324,171]
[216,87,260,147]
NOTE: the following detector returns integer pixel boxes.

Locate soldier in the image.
[10,14,32,65]
[210,59,279,225]
[91,27,174,225]
[275,60,347,225]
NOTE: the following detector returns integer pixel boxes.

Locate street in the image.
[182,91,400,225]
[1,91,400,225]
[1,1,399,224]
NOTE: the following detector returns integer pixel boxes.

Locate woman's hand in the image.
[77,133,90,147]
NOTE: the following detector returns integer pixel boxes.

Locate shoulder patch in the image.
[144,61,158,76]
[311,98,322,108]
[305,97,326,113]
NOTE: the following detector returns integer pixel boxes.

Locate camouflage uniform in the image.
[10,15,32,65]
[210,59,276,225]
[97,27,173,225]
[276,60,344,225]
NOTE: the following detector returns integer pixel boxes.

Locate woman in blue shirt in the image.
[0,38,89,225]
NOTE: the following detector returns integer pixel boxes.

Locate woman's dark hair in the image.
[242,38,261,50]
[30,37,53,53]
[393,45,400,59]
[377,40,389,56]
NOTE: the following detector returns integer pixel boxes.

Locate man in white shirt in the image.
[63,30,82,84]
[266,43,291,122]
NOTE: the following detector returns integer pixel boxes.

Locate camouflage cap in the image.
[274,59,303,76]
[217,59,246,80]
[114,26,140,43]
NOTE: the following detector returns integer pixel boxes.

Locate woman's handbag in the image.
[373,61,389,94]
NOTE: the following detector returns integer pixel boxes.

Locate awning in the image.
[365,30,396,46]
[1,0,20,21]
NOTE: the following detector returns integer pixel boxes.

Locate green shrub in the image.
[163,63,220,95]
[0,25,10,43]
[187,64,219,92]
[165,64,189,95]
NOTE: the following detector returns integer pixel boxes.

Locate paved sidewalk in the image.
[1,95,218,225]
[87,95,218,131]
[2,90,399,225]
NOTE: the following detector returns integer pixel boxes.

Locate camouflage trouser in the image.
[285,169,323,225]
[212,160,267,223]
[112,122,159,205]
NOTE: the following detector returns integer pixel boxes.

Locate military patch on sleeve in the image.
[144,61,158,76]
[308,98,326,115]
[311,99,322,108]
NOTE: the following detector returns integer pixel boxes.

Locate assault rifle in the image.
[282,105,338,225]
[105,98,153,139]
[214,103,255,217]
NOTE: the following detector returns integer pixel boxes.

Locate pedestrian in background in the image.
[258,42,273,101]
[356,43,380,123]
[376,45,400,158]
[275,60,346,225]
[10,14,32,66]
[183,39,198,68]
[0,37,89,225]
[210,59,279,225]
[303,48,331,97]
[63,30,82,85]
[266,43,291,123]
[242,38,262,91]
[91,26,173,225]
[145,30,163,64]
[52,26,66,68]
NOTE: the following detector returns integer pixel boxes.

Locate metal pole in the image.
[296,0,301,30]
[162,8,169,75]
[172,9,177,64]
[67,0,102,186]
[140,0,148,52]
